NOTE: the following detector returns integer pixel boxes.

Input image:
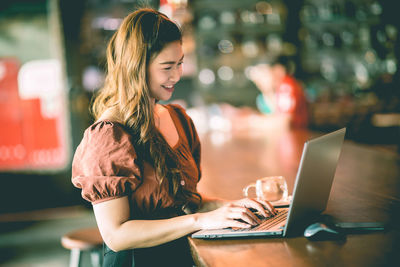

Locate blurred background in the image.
[0,0,399,266]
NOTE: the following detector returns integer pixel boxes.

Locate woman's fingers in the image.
[228,207,261,225]
[246,199,271,217]
[234,198,277,217]
[206,198,280,230]
[257,199,277,216]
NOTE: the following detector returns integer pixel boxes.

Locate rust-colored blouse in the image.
[72,104,201,219]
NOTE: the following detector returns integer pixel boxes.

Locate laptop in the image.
[191,128,346,239]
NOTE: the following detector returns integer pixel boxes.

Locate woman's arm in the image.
[94,196,276,252]
[197,194,228,212]
[93,196,199,251]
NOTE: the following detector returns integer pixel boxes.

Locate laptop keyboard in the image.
[233,209,288,232]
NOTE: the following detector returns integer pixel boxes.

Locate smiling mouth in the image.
[162,85,174,91]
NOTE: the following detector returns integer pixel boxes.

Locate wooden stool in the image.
[61,227,103,267]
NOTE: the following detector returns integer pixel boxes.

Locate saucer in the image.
[271,195,292,207]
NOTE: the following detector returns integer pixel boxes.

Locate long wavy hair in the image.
[91,8,201,211]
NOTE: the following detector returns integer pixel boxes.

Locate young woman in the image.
[72,8,276,266]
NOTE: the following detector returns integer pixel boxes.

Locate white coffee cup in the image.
[243,176,288,203]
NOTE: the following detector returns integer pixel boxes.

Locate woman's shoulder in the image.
[165,103,191,121]
[165,103,196,130]
[87,120,125,135]
[74,120,137,168]
[80,120,133,150]
[166,103,185,112]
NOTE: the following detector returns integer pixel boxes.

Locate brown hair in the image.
[91,8,200,210]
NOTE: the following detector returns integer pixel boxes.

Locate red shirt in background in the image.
[275,75,308,128]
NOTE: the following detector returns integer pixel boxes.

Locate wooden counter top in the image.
[189,116,400,267]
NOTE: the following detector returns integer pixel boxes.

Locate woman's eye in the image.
[162,62,183,70]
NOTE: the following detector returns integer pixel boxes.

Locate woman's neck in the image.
[153,103,166,128]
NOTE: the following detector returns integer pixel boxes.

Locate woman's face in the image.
[147,41,184,102]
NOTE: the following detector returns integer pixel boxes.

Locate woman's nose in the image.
[169,66,182,82]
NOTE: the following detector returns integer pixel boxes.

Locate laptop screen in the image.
[284,128,346,236]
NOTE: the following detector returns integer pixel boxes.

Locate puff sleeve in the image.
[71,121,142,204]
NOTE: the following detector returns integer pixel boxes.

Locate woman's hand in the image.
[195,198,277,230]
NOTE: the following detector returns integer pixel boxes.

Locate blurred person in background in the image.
[71,8,276,267]
[250,55,309,128]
